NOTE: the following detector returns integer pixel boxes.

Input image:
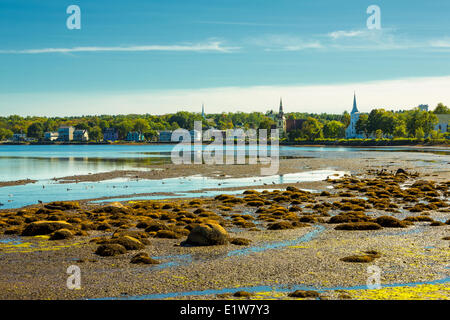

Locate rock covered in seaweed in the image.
[182,222,228,246]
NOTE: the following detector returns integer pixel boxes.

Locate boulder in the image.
[109,236,145,250]
[95,244,126,256]
[267,221,294,230]
[93,202,128,214]
[112,230,149,240]
[233,291,253,297]
[130,252,159,264]
[288,290,320,298]
[21,221,74,236]
[49,228,74,240]
[145,222,169,232]
[335,222,382,231]
[154,230,182,239]
[340,255,376,263]
[375,216,407,228]
[230,237,252,246]
[44,201,80,211]
[183,222,228,246]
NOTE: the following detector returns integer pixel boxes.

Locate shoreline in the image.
[1,141,449,147]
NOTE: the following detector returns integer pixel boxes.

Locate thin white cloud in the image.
[429,39,450,48]
[0,41,238,54]
[195,21,299,27]
[246,34,323,52]
[328,30,365,39]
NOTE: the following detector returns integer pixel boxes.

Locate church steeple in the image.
[351,92,359,114]
[201,103,205,119]
[276,97,286,134]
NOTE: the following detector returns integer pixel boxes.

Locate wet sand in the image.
[0,155,449,300]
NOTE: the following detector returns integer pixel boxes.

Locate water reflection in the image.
[1,144,448,182]
[0,170,345,209]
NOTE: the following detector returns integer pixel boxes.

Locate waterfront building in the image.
[435,114,450,133]
[73,129,89,142]
[190,129,202,142]
[57,126,74,141]
[159,130,173,142]
[126,131,145,142]
[12,133,26,142]
[203,128,225,141]
[103,128,119,142]
[286,119,305,132]
[44,132,59,141]
[418,104,429,112]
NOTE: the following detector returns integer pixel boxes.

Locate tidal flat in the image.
[0,146,449,300]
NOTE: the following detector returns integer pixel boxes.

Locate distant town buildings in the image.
[12,133,26,142]
[435,114,450,133]
[418,104,429,112]
[190,130,202,142]
[286,119,306,132]
[345,93,365,139]
[204,129,226,141]
[103,128,119,142]
[126,131,145,142]
[44,131,59,141]
[267,99,304,134]
[159,130,173,142]
[57,126,74,141]
[73,129,89,142]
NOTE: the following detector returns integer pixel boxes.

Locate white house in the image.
[44,132,59,141]
[73,129,89,142]
[434,114,450,133]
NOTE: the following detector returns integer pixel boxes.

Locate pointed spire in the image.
[201,103,205,119]
[279,97,283,114]
[351,92,359,114]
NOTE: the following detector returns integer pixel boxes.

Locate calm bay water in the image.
[0,144,448,209]
[1,144,448,182]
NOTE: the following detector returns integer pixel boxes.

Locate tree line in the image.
[0,103,448,142]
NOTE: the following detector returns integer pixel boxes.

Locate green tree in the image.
[323,120,346,139]
[301,117,323,140]
[375,129,383,139]
[0,128,13,140]
[75,122,89,131]
[89,126,103,141]
[405,109,438,137]
[393,123,407,138]
[415,127,425,139]
[116,120,133,140]
[258,118,276,130]
[134,119,150,133]
[434,103,450,114]
[367,109,385,134]
[27,122,44,139]
[355,114,369,136]
[43,119,58,132]
[288,129,302,141]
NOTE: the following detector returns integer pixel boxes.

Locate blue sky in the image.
[1,0,450,115]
